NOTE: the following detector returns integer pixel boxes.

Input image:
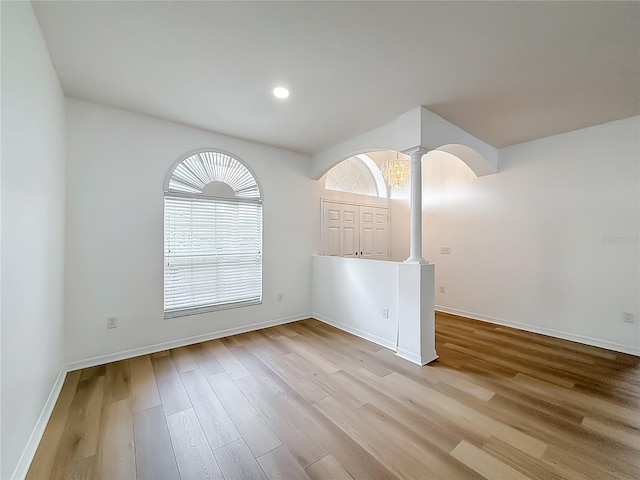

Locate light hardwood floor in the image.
[27,314,640,479]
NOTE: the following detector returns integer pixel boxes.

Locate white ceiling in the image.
[32,1,640,155]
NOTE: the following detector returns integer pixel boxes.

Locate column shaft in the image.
[406,149,427,263]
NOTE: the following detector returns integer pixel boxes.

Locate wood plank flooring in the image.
[27,314,640,479]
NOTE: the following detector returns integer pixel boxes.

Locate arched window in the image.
[164,150,262,318]
[324,154,386,197]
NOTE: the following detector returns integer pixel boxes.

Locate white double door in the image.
[322,201,389,260]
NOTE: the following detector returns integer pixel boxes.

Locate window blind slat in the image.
[164,191,262,316]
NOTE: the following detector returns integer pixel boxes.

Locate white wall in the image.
[312,256,438,365]
[311,255,399,349]
[389,198,411,262]
[1,3,67,478]
[395,117,640,354]
[65,99,315,365]
[317,186,389,209]
[310,108,422,180]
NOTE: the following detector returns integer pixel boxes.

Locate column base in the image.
[396,262,437,366]
[404,257,429,264]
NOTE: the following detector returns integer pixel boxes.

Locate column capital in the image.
[402,147,429,159]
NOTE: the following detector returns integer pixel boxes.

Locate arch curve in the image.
[316,144,496,184]
[164,149,262,199]
[433,144,496,177]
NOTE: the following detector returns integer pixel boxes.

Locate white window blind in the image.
[164,194,262,317]
[168,151,261,198]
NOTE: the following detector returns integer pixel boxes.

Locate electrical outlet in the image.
[382,307,389,319]
[623,312,635,324]
[107,317,118,329]
[277,293,284,301]
[441,247,451,255]
[440,285,446,294]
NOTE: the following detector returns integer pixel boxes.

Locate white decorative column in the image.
[405,147,428,264]
[396,147,437,366]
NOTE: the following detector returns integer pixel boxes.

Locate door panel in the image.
[323,203,342,256]
[341,204,359,257]
[360,206,388,260]
[326,227,341,256]
[342,226,357,257]
[361,227,374,257]
[372,210,388,260]
[374,226,388,258]
[343,210,356,224]
[360,208,375,258]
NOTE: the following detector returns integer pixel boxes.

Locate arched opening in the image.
[319,151,397,261]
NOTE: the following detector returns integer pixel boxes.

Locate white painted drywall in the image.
[318,186,389,209]
[395,117,640,354]
[310,108,422,180]
[311,106,498,181]
[397,262,436,365]
[420,107,498,175]
[1,3,67,478]
[65,99,315,364]
[311,255,399,349]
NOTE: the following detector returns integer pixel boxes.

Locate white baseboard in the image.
[436,305,640,357]
[312,314,396,351]
[11,366,67,480]
[395,348,438,366]
[67,313,311,371]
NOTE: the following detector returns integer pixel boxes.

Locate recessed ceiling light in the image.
[273,87,289,99]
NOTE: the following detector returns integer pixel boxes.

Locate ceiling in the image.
[31,1,640,155]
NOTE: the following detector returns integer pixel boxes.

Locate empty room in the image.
[2,1,639,479]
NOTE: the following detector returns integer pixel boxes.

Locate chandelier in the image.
[381,153,410,190]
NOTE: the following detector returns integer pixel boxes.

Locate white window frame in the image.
[163,149,263,319]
